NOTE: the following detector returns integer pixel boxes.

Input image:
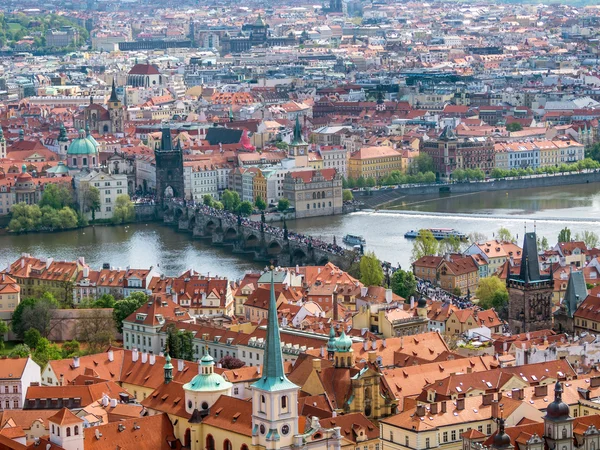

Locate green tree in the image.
[112,195,135,224]
[0,321,8,351]
[203,194,214,207]
[275,141,288,150]
[8,344,31,358]
[343,190,354,202]
[391,269,417,300]
[575,231,599,249]
[166,323,183,358]
[558,227,571,243]
[61,340,80,357]
[255,196,267,211]
[452,169,465,182]
[32,338,62,367]
[439,236,462,255]
[476,276,508,309]
[359,252,384,286]
[506,122,523,132]
[409,153,434,175]
[8,203,42,232]
[278,198,290,212]
[452,287,463,297]
[112,292,148,333]
[586,143,600,163]
[238,201,253,216]
[82,185,101,222]
[356,176,366,188]
[411,229,439,262]
[24,328,42,349]
[537,236,550,251]
[92,294,116,308]
[222,190,241,211]
[11,294,59,339]
[213,201,224,210]
[58,207,78,229]
[39,184,74,210]
[366,177,376,188]
[497,227,515,243]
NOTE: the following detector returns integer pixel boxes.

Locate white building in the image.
[319,145,348,178]
[75,171,129,220]
[0,357,41,410]
[184,162,218,201]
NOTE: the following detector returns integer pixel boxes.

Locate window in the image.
[66,427,71,437]
[451,430,456,441]
[12,386,17,394]
[425,438,430,448]
[74,426,79,435]
[281,395,288,410]
[13,400,17,408]
[443,432,448,443]
[405,436,408,446]
[487,424,492,435]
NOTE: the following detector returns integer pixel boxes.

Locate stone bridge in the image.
[163,203,354,270]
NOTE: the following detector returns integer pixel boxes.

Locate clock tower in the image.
[507,232,554,334]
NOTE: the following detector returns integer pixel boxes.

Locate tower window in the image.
[281,395,288,410]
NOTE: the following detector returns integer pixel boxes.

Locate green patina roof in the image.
[68,130,97,156]
[251,271,299,392]
[164,353,174,370]
[335,330,352,352]
[183,372,232,392]
[290,115,306,146]
[85,125,99,149]
[46,162,69,174]
[563,269,587,318]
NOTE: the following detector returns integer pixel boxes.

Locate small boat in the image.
[343,234,366,246]
[404,228,467,240]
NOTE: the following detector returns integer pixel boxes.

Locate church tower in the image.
[544,381,574,450]
[0,127,6,159]
[507,232,553,334]
[108,79,125,135]
[155,124,184,205]
[57,123,69,158]
[251,270,299,450]
[288,115,309,158]
[48,408,84,450]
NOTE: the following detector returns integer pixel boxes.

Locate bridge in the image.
[164,203,354,270]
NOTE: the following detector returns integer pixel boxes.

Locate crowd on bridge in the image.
[416,278,476,310]
[170,199,348,257]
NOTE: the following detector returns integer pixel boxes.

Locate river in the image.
[2,183,600,278]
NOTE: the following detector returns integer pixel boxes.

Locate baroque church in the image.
[73,80,125,135]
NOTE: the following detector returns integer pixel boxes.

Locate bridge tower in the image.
[155,124,185,205]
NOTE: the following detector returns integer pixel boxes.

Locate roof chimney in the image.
[440,401,447,413]
[312,358,322,372]
[430,403,438,414]
[177,359,184,373]
[149,354,156,365]
[456,398,465,410]
[416,404,426,417]
[132,348,139,362]
[73,356,80,368]
[368,351,377,363]
[108,350,114,362]
[141,352,148,364]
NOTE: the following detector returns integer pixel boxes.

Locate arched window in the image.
[224,440,232,450]
[57,427,60,437]
[206,435,215,450]
[74,426,79,436]
[241,445,249,450]
[52,425,55,434]
[72,158,77,166]
[66,427,71,437]
[562,428,567,439]
[322,191,325,198]
[281,395,288,410]
[312,192,316,199]
[83,157,87,167]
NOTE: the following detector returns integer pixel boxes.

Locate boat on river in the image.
[343,234,366,246]
[404,228,467,240]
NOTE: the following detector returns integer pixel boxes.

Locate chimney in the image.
[385,289,392,303]
[482,393,494,406]
[361,286,368,297]
[177,359,184,373]
[132,349,139,362]
[149,354,156,365]
[333,290,339,321]
[410,296,415,309]
[372,340,377,350]
[416,404,426,417]
[440,401,447,413]
[108,350,114,362]
[534,384,548,397]
[363,341,369,351]
[512,388,524,400]
[141,352,148,364]
[492,400,499,419]
[368,351,377,363]
[591,377,600,388]
[73,356,80,368]
[83,267,89,278]
[430,403,439,414]
[456,398,465,410]
[312,358,322,372]
[467,366,472,374]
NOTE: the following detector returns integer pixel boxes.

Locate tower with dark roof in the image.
[0,126,5,159]
[155,124,184,205]
[544,381,573,450]
[507,232,554,334]
[288,115,308,158]
[108,79,125,134]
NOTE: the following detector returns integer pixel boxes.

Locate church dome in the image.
[183,350,232,393]
[68,130,97,156]
[493,428,511,448]
[417,296,427,308]
[85,126,99,149]
[335,331,352,352]
[546,381,570,420]
[16,164,32,182]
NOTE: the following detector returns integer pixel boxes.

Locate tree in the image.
[452,169,466,182]
[537,236,550,251]
[468,232,487,244]
[82,185,101,222]
[39,184,74,210]
[58,207,78,229]
[31,337,62,367]
[452,287,463,297]
[222,190,241,212]
[575,231,599,249]
[439,236,462,255]
[496,227,515,243]
[61,340,80,357]
[8,344,31,358]
[8,203,42,232]
[506,122,523,132]
[0,321,8,351]
[112,195,135,224]
[213,201,224,210]
[411,229,439,262]
[558,227,571,243]
[254,196,267,211]
[238,201,253,216]
[112,292,148,333]
[476,277,508,310]
[11,294,59,339]
[219,355,245,369]
[278,198,290,212]
[24,328,41,349]
[343,190,354,202]
[409,153,434,175]
[359,252,384,286]
[203,194,214,207]
[366,177,376,188]
[92,294,116,308]
[391,269,417,300]
[76,309,115,354]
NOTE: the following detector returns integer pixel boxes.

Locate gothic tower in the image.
[251,270,299,450]
[155,124,184,205]
[507,232,554,334]
[57,123,69,158]
[0,127,6,159]
[108,79,125,135]
[288,115,309,157]
[544,381,574,450]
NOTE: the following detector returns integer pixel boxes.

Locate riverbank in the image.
[358,170,600,208]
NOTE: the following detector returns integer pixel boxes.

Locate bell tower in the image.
[251,270,299,450]
[108,79,125,135]
[0,127,6,159]
[155,124,184,205]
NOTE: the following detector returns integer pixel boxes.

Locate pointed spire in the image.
[109,78,119,103]
[519,232,542,282]
[0,126,4,141]
[291,115,306,146]
[164,351,173,384]
[58,123,68,142]
[229,106,234,122]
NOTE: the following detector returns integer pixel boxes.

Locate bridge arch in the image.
[188,214,196,230]
[205,219,217,234]
[317,257,329,266]
[245,234,261,248]
[292,248,307,264]
[174,208,183,220]
[267,241,283,255]
[224,227,238,241]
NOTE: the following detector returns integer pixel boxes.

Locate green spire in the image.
[229,106,234,122]
[291,115,305,145]
[327,325,336,354]
[0,126,4,142]
[251,270,298,392]
[58,123,68,142]
[164,353,173,384]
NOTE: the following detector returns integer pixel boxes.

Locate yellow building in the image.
[253,169,268,204]
[0,274,20,311]
[348,146,403,180]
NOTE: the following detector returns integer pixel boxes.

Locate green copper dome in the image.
[335,331,352,352]
[183,372,232,392]
[85,125,99,149]
[68,129,97,156]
